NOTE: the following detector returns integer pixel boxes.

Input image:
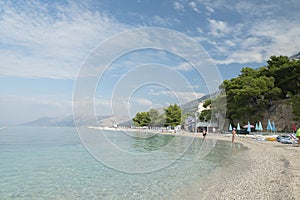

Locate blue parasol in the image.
[272,121,276,132]
[267,119,272,132]
[255,123,259,131]
[259,121,263,132]
[229,124,232,131]
[247,121,251,133]
[237,123,241,131]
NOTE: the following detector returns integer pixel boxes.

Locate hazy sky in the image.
[1,0,300,125]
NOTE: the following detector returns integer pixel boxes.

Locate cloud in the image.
[0,94,71,108]
[214,51,265,65]
[205,6,215,15]
[174,62,194,71]
[188,1,200,13]
[207,19,231,37]
[211,18,300,64]
[73,96,114,117]
[0,94,72,124]
[0,1,131,79]
[130,98,153,106]
[173,1,185,12]
[149,90,205,103]
[187,84,200,89]
[152,15,180,27]
[250,19,300,57]
[170,91,206,103]
[196,0,300,65]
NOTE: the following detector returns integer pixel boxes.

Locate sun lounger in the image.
[290,133,299,146]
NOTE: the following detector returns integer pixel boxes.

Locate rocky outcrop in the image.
[260,100,298,132]
[289,51,300,60]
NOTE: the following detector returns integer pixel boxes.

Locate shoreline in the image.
[174,133,300,200]
[89,127,300,199]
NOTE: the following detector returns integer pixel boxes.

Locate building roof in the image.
[196,122,218,127]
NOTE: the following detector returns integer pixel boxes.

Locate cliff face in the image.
[260,100,299,133]
[229,100,299,133]
[289,51,300,60]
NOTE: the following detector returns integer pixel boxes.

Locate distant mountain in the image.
[119,92,218,126]
[22,92,219,127]
[289,51,300,60]
[20,115,112,127]
[21,116,75,127]
[180,92,219,114]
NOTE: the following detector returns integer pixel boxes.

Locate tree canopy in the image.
[132,55,300,128]
[164,104,182,127]
[132,104,181,127]
[149,109,165,127]
[219,55,300,123]
[132,111,150,127]
[199,99,212,122]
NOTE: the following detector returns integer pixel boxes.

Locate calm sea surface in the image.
[0,127,247,199]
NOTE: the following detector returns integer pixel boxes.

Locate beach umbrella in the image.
[237,123,241,131]
[259,121,263,132]
[247,121,251,133]
[229,124,232,131]
[243,124,254,128]
[267,119,272,132]
[272,121,276,132]
[255,123,259,131]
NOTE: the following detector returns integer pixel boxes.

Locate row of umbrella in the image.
[229,120,276,133]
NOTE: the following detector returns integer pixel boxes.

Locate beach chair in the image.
[290,133,299,146]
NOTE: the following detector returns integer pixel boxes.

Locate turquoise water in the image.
[0,127,246,199]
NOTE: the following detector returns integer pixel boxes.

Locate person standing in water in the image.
[232,127,237,143]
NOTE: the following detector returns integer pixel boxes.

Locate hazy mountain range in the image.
[19,51,299,128]
[20,115,112,127]
[20,94,213,127]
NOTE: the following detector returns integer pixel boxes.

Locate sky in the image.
[0,0,300,125]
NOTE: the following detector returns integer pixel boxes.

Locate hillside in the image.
[217,54,300,132]
[289,51,300,60]
[264,99,299,132]
[180,92,219,114]
[20,115,112,127]
[21,116,75,127]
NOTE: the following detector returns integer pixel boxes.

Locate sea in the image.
[0,127,247,199]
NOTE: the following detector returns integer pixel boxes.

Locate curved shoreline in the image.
[174,133,300,199]
[89,127,299,199]
[137,129,300,199]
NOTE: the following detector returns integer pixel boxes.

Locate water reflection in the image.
[132,134,175,152]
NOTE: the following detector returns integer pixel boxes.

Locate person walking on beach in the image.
[232,128,237,143]
[296,127,300,145]
[292,123,297,133]
[203,128,207,140]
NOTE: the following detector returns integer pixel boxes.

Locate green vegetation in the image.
[219,55,300,123]
[164,104,181,127]
[199,99,212,122]
[132,55,300,128]
[132,104,181,127]
[149,109,165,127]
[291,95,300,120]
[132,111,150,127]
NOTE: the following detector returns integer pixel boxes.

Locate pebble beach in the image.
[172,133,300,200]
[90,127,300,199]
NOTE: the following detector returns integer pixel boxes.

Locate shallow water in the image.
[0,127,247,199]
